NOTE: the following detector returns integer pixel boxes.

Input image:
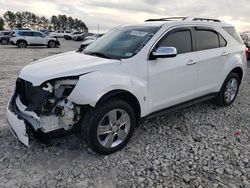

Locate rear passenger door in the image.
[194,26,228,96]
[23,32,34,45]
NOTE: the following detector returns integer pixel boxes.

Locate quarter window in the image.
[219,34,227,47]
[157,30,192,54]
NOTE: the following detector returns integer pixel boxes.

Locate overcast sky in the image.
[0,0,250,32]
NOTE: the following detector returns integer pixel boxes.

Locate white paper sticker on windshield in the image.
[129,31,148,37]
[125,52,133,57]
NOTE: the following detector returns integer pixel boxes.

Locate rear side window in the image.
[157,30,192,54]
[223,27,244,44]
[196,30,219,50]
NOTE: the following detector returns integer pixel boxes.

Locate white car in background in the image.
[79,34,104,49]
[6,17,247,155]
[49,30,71,38]
[10,30,60,48]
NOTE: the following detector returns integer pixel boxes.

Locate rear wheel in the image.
[17,41,27,48]
[81,99,136,155]
[48,41,56,48]
[214,72,240,106]
[1,39,8,45]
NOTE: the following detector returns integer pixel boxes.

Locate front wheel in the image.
[48,41,56,48]
[81,99,136,155]
[214,72,240,107]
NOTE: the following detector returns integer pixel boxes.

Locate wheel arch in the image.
[96,89,141,125]
[17,39,27,45]
[230,67,243,82]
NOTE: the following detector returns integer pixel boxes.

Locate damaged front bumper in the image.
[6,78,82,146]
[6,93,34,147]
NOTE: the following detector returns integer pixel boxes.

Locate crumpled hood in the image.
[19,51,121,86]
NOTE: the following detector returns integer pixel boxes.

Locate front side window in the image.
[157,30,192,54]
[33,32,43,37]
[196,29,220,51]
[84,26,160,60]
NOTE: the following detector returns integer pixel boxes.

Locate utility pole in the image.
[98,24,99,34]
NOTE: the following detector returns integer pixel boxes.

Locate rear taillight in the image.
[245,48,249,58]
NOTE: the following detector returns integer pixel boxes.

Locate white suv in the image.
[49,30,71,38]
[6,17,247,154]
[10,30,60,48]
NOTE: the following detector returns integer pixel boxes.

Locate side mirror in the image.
[42,34,46,38]
[151,47,177,59]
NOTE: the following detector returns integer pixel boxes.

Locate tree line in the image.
[0,11,88,32]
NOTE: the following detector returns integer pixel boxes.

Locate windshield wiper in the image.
[86,52,111,59]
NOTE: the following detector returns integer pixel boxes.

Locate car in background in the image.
[79,34,104,49]
[10,30,60,48]
[0,31,12,45]
[241,32,250,59]
[49,30,71,38]
[64,31,86,41]
[72,32,85,41]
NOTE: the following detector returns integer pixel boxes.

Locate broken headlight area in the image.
[15,77,81,133]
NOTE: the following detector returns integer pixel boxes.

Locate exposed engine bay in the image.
[13,77,81,133]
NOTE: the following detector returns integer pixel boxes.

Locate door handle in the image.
[187,60,197,66]
[221,52,230,56]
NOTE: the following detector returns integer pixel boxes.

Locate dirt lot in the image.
[0,40,250,188]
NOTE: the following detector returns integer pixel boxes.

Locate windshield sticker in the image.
[125,53,133,57]
[129,30,148,37]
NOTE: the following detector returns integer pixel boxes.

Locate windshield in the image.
[84,26,160,60]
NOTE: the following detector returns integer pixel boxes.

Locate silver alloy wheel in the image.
[97,109,131,148]
[224,78,238,103]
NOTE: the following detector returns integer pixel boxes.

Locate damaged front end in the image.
[6,77,82,146]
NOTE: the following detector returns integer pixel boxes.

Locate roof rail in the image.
[145,16,221,23]
[145,17,188,22]
[192,17,221,22]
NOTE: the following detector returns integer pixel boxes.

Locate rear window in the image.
[223,27,244,44]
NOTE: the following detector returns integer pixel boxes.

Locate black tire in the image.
[17,41,27,48]
[1,39,8,45]
[81,99,136,155]
[214,72,240,107]
[48,41,56,48]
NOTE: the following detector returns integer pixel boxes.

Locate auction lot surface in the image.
[0,40,250,188]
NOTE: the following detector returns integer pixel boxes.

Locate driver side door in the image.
[148,27,198,113]
[32,32,46,45]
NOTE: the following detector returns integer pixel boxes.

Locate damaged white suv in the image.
[6,17,247,154]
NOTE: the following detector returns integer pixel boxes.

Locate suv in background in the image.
[10,30,60,48]
[241,32,250,59]
[6,17,247,154]
[79,34,104,49]
[49,30,71,38]
[0,31,12,45]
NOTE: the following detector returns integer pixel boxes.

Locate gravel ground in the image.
[0,40,250,188]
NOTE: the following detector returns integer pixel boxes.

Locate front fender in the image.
[68,71,148,116]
